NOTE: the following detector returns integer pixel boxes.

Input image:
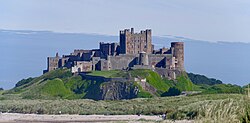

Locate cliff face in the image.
[100,81,138,100]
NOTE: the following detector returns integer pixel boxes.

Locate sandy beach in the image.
[0,113,194,123]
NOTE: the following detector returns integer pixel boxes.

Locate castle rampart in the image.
[171,42,184,71]
[44,28,185,80]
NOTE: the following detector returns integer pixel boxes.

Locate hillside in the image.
[4,68,195,100]
[3,68,244,100]
[187,73,223,85]
[0,69,248,121]
[85,69,196,97]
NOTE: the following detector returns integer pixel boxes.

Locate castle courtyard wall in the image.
[71,61,92,73]
[44,28,185,80]
[148,54,168,68]
[109,54,138,70]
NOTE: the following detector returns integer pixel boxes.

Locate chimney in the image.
[131,28,134,34]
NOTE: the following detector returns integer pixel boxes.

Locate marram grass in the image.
[0,94,249,122]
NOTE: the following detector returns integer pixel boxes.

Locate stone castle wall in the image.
[108,54,138,70]
[120,28,152,54]
[148,54,167,68]
[45,28,185,80]
[171,42,184,71]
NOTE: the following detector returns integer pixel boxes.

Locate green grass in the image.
[129,69,172,93]
[1,68,248,122]
[87,69,174,96]
[4,69,86,99]
[4,68,72,95]
[175,73,194,91]
[0,94,249,122]
[0,90,4,95]
[87,70,122,78]
[64,76,85,91]
[199,84,243,94]
[4,68,242,101]
[40,78,73,98]
[21,78,73,99]
[42,68,72,80]
[137,90,153,98]
[134,82,153,98]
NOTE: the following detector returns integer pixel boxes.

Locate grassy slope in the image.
[84,69,195,93]
[5,69,126,100]
[175,73,195,91]
[4,69,89,99]
[5,69,181,99]
[86,69,175,96]
[0,94,249,122]
[199,84,243,94]
[86,70,121,78]
[6,69,72,94]
[37,78,72,98]
[4,68,239,100]
[129,69,173,92]
[133,82,154,98]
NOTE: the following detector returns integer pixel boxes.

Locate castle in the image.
[44,28,184,79]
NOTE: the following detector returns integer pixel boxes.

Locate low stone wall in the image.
[132,65,152,70]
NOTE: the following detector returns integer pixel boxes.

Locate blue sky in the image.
[0,0,250,42]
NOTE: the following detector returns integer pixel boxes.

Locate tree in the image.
[15,77,34,87]
[187,73,223,85]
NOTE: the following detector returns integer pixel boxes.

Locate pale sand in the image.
[0,113,194,123]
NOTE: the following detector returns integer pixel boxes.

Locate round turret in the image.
[171,42,184,71]
[139,52,149,65]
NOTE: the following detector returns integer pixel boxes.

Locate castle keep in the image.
[44,28,184,79]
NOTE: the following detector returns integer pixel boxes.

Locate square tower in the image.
[119,28,153,54]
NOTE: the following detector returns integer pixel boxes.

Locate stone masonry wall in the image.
[109,54,138,70]
[148,54,166,68]
[119,28,152,54]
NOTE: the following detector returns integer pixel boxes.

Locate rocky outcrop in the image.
[100,81,138,100]
[137,81,157,97]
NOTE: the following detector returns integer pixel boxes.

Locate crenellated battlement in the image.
[44,28,184,80]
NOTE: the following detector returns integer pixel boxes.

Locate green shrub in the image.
[201,84,243,94]
[161,87,181,97]
[187,72,223,85]
[15,77,35,87]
